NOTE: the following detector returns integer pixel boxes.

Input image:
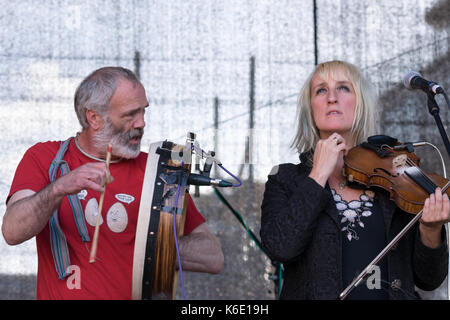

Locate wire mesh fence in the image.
[0,0,449,299]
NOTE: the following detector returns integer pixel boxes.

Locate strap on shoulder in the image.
[48,137,90,279]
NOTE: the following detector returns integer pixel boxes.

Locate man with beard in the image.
[2,67,224,299]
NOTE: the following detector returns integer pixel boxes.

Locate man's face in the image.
[93,78,149,159]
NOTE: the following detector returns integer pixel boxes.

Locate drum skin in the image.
[132,141,190,300]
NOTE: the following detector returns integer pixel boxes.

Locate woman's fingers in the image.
[309,133,348,186]
[421,188,450,227]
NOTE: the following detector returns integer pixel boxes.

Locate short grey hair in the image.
[74,66,140,129]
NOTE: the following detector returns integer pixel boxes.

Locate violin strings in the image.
[405,157,438,193]
[387,149,440,194]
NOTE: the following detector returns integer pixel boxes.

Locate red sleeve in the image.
[6,142,58,205]
[183,193,206,235]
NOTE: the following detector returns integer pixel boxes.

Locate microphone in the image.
[403,71,444,95]
[187,173,233,187]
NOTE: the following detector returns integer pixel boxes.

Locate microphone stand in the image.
[427,93,450,158]
[426,92,450,302]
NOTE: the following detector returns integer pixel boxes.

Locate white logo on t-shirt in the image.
[115,193,135,205]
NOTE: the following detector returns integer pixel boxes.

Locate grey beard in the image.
[93,119,143,159]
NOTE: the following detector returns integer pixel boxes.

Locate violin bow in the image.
[89,144,112,263]
[339,180,450,300]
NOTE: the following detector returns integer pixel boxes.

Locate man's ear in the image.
[85,109,104,131]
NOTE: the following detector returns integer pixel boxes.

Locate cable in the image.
[173,163,186,300]
[213,187,261,250]
[421,142,446,178]
[443,91,450,110]
[414,139,449,300]
[217,163,243,187]
[443,90,450,301]
[212,186,283,298]
[190,142,243,187]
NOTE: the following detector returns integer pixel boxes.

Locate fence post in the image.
[248,56,255,183]
[214,96,220,178]
[134,50,141,80]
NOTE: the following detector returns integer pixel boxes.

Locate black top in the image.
[333,189,389,299]
[260,155,449,300]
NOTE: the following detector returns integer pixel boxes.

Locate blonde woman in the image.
[261,60,449,300]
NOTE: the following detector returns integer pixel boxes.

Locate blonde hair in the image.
[291,60,377,165]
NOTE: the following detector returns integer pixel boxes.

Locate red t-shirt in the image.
[7,139,205,299]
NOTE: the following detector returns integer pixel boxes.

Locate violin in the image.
[343,135,450,214]
[339,135,450,300]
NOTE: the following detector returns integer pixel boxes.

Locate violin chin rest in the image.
[367,135,398,147]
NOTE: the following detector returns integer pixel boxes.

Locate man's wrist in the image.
[48,179,67,200]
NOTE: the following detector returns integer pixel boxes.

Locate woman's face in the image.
[310,72,357,138]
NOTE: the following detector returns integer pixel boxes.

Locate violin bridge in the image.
[392,154,407,168]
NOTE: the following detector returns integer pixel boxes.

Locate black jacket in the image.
[260,156,448,300]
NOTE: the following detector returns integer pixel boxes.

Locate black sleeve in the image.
[413,226,449,291]
[260,164,331,262]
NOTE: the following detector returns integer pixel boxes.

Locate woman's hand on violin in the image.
[309,133,348,188]
[419,187,450,248]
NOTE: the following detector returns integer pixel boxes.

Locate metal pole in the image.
[248,56,255,183]
[313,0,318,65]
[134,50,141,80]
[214,96,220,178]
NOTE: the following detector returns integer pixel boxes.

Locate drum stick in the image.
[89,144,112,263]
